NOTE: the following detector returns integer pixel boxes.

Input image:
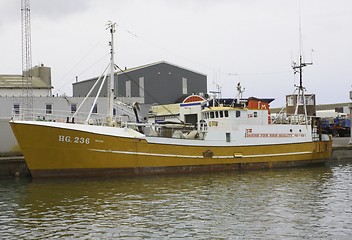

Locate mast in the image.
[106,22,116,125]
[236,82,245,104]
[292,54,312,123]
[292,7,312,124]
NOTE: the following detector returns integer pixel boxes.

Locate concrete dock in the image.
[0,156,30,178]
[1,137,351,178]
[330,137,352,162]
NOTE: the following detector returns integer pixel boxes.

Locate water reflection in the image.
[1,164,351,239]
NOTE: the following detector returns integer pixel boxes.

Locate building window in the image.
[287,96,294,106]
[226,133,231,142]
[182,77,187,94]
[298,95,304,105]
[92,104,98,114]
[305,95,314,105]
[139,77,144,98]
[46,104,52,115]
[71,104,77,114]
[126,80,131,97]
[13,104,20,115]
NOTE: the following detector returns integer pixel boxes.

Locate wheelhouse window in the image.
[236,111,241,118]
[220,111,224,118]
[215,111,219,118]
[210,112,214,118]
[46,104,53,115]
[224,111,229,117]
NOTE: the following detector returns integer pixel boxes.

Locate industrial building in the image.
[0,64,53,97]
[286,93,316,116]
[73,61,208,105]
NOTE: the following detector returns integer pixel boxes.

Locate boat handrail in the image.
[271,114,315,125]
[11,107,123,125]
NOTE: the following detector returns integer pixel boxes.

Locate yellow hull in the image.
[10,121,332,178]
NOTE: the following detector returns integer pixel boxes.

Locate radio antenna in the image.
[291,3,313,123]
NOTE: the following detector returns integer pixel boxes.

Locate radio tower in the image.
[21,0,33,119]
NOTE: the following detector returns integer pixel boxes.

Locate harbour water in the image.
[1,162,352,239]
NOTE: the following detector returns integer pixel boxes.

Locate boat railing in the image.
[271,114,313,125]
[12,107,148,128]
[12,108,111,125]
[123,122,203,140]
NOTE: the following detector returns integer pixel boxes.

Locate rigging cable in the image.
[54,33,107,95]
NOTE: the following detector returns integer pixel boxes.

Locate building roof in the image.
[121,61,207,76]
[247,97,275,103]
[315,102,350,111]
[270,102,350,114]
[73,61,207,85]
[0,74,52,89]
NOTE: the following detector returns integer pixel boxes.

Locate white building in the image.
[0,64,53,97]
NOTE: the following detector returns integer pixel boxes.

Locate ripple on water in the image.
[0,164,352,239]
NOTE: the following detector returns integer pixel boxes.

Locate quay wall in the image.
[0,156,30,178]
[0,118,21,157]
[331,146,352,162]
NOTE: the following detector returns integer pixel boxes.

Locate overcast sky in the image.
[1,0,351,107]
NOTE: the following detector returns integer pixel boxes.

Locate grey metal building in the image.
[73,61,207,105]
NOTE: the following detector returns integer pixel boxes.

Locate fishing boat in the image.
[10,22,332,178]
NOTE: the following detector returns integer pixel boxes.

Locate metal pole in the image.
[106,21,116,126]
[349,91,352,144]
